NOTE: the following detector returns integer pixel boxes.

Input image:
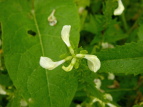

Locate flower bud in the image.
[20,99,28,107]
[0,85,6,95]
[94,79,101,89]
[108,73,115,80]
[114,0,125,16]
[48,9,57,26]
[104,93,113,101]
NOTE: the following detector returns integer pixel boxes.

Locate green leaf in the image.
[103,20,128,42]
[0,0,80,107]
[97,42,143,75]
[0,74,12,86]
[84,15,104,35]
[103,0,117,25]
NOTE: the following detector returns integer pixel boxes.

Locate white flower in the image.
[94,79,101,89]
[108,73,115,80]
[84,55,101,73]
[104,93,113,101]
[48,9,57,26]
[61,25,71,47]
[102,42,114,49]
[0,85,6,95]
[114,0,125,16]
[76,54,101,72]
[40,57,65,70]
[39,25,101,73]
[78,7,85,14]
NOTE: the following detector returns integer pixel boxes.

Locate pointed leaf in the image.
[0,0,80,106]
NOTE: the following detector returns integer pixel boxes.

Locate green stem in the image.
[69,46,75,56]
[106,88,135,92]
[121,12,128,31]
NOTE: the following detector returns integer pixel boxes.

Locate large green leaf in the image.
[0,0,80,107]
[97,42,143,75]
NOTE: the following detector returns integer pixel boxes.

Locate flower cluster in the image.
[40,25,101,72]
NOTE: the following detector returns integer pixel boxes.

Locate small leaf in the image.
[103,0,117,25]
[84,15,104,34]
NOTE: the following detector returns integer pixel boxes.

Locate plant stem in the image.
[121,12,128,31]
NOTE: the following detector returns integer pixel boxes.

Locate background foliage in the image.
[0,0,143,107]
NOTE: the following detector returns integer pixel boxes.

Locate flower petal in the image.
[107,103,117,107]
[94,79,101,89]
[84,55,101,72]
[20,99,28,107]
[62,64,73,72]
[62,58,76,72]
[39,56,65,70]
[108,73,115,80]
[61,25,71,47]
[0,85,6,95]
[92,98,105,106]
[114,0,125,16]
[104,93,113,101]
[101,42,114,49]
